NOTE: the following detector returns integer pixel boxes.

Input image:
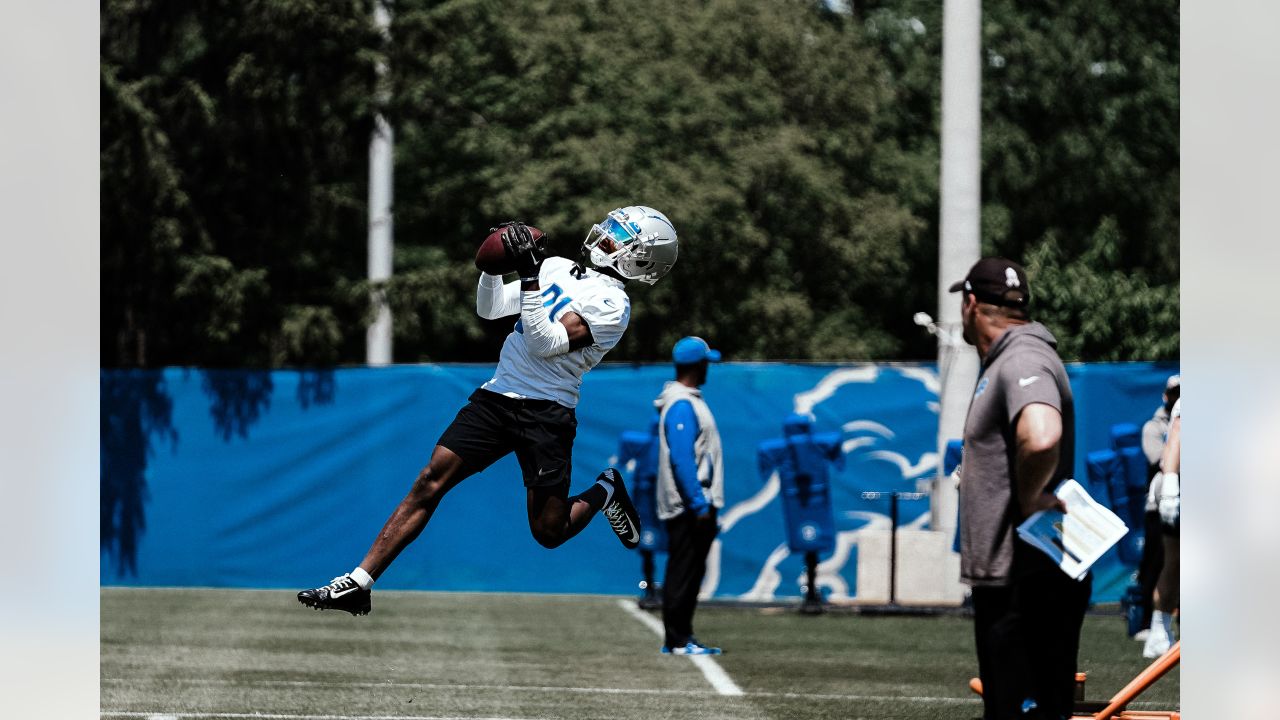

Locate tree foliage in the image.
[980,0,1179,279]
[102,0,381,367]
[102,0,1179,367]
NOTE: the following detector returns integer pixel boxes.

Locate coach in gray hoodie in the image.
[951,257,1089,720]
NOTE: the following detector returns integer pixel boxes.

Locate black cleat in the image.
[599,468,642,549]
[297,574,371,616]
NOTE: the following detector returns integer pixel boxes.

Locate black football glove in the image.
[492,220,550,252]
[500,221,544,280]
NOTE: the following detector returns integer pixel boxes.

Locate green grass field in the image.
[101,588,1178,720]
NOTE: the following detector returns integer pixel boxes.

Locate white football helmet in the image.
[582,205,678,285]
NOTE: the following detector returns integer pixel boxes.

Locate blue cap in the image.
[672,336,721,364]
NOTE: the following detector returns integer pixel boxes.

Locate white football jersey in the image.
[480,257,630,408]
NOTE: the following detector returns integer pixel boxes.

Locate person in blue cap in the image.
[654,336,725,655]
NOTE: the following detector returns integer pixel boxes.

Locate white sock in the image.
[596,479,615,506]
[350,566,374,590]
[1149,610,1169,640]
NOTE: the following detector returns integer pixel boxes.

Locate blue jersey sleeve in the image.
[664,400,708,514]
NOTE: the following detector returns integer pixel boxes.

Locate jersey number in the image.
[515,283,573,334]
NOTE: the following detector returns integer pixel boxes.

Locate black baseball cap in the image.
[948,257,1031,309]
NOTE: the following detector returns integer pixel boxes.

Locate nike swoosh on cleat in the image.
[328,585,358,598]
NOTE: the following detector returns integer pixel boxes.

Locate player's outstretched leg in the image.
[598,468,642,549]
[298,445,470,615]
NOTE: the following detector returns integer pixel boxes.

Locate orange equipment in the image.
[966,642,1179,719]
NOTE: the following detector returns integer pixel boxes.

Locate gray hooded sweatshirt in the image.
[958,322,1075,587]
[654,381,725,521]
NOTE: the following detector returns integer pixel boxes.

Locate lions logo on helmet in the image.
[582,205,678,285]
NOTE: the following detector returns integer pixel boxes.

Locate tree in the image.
[101,0,381,367]
[859,0,1179,360]
[979,0,1179,359]
[385,0,924,361]
[101,0,1178,366]
[1024,219,1179,361]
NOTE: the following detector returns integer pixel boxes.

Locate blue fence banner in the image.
[101,361,1177,602]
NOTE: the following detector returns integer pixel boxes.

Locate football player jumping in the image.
[298,206,680,615]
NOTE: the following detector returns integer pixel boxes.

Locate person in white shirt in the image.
[1142,397,1181,658]
[298,206,679,615]
[1134,374,1178,641]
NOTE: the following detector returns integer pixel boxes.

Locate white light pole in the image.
[934,0,982,533]
[366,1,394,366]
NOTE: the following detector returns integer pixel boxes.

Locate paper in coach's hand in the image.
[1016,478,1128,581]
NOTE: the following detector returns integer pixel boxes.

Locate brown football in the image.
[475,225,544,275]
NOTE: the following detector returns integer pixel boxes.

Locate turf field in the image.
[101,588,1178,720]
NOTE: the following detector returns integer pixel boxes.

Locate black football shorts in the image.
[437,388,577,489]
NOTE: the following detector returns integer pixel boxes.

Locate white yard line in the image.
[100,676,1170,711]
[614,598,744,696]
[101,677,710,697]
[100,714,546,720]
[101,675,986,705]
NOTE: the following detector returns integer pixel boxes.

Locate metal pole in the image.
[639,549,659,609]
[889,492,900,605]
[934,0,983,532]
[801,550,824,614]
[366,1,394,366]
[806,551,818,601]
